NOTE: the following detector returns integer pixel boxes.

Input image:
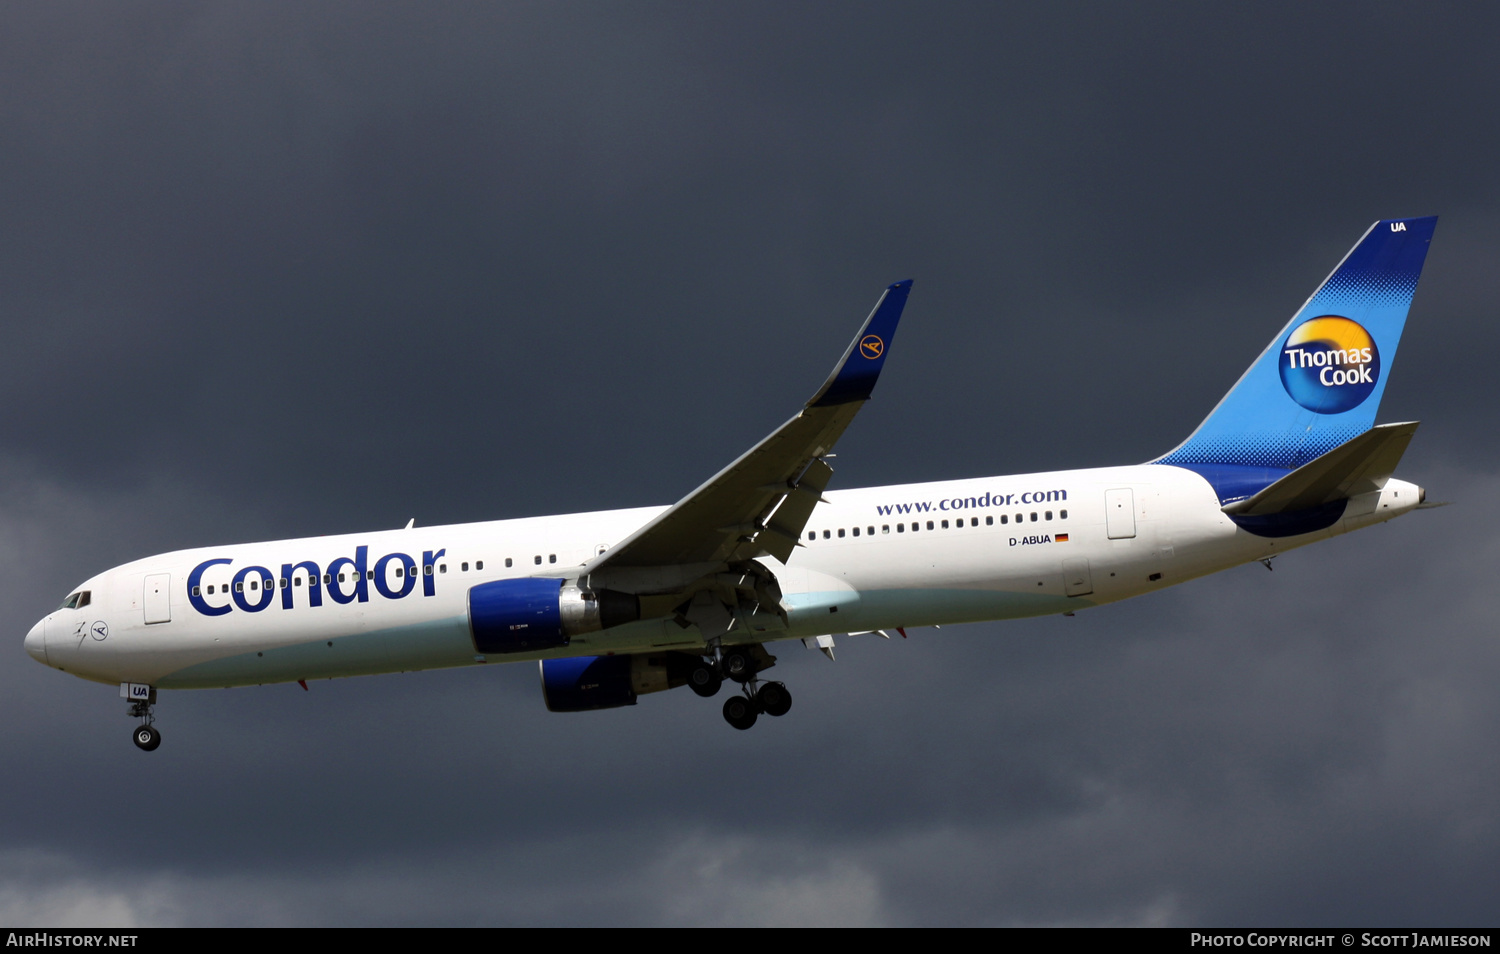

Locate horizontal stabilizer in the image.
[1222,422,1419,516]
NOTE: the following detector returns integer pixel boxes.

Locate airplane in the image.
[24,217,1439,750]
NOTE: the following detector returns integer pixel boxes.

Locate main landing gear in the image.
[129,689,161,751]
[700,645,792,730]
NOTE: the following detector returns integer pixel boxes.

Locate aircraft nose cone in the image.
[24,619,48,665]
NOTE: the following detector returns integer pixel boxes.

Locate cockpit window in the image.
[57,591,88,610]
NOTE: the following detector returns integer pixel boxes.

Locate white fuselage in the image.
[25,464,1422,691]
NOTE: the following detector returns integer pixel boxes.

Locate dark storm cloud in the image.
[2,1,1498,926]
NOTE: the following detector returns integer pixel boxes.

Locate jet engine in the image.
[539,651,701,712]
[468,578,640,654]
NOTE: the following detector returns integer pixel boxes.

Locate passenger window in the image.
[280,578,288,588]
[926,520,934,530]
[324,574,331,585]
[808,531,816,541]
[440,564,447,574]
[235,582,244,593]
[425,565,433,575]
[823,530,830,539]
[882,525,890,534]
[910,522,919,533]
[986,516,993,526]
[897,523,905,532]
[549,554,557,564]
[1060,509,1068,519]
[462,562,470,572]
[476,561,485,570]
[941,520,949,529]
[837,529,845,538]
[206,585,215,595]
[192,586,201,597]
[534,556,542,565]
[395,567,403,578]
[852,527,860,537]
[294,577,302,587]
[1045,511,1053,520]
[1030,513,1038,522]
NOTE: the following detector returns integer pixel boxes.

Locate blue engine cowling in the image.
[468,578,641,655]
[540,655,637,711]
[469,578,567,654]
[539,652,702,712]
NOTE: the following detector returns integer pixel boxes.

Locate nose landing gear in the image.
[128,689,161,751]
[133,724,161,751]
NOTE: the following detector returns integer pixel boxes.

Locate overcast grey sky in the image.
[2,2,1497,926]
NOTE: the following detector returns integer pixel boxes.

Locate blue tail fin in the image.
[1154,217,1436,493]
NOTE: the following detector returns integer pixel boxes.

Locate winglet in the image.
[807,280,912,407]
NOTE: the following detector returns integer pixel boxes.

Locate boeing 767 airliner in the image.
[25,218,1439,749]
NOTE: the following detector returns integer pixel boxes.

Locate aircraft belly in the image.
[783,586,1087,634]
[157,615,475,689]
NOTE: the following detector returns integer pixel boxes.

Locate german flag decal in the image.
[1056,533,1070,542]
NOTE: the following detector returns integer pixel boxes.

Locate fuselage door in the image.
[1105,488,1137,539]
[143,573,171,624]
[1063,557,1093,597]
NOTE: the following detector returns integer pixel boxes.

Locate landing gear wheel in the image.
[757,681,792,717]
[722,648,755,684]
[722,694,759,730]
[133,725,161,752]
[688,663,722,698]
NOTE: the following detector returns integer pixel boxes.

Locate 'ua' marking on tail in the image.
[1154,216,1436,474]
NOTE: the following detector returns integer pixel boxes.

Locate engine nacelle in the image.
[539,652,699,712]
[468,578,640,655]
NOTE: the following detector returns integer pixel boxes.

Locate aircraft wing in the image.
[582,281,911,581]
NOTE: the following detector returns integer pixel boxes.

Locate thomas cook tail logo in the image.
[859,335,885,359]
[1278,315,1380,414]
